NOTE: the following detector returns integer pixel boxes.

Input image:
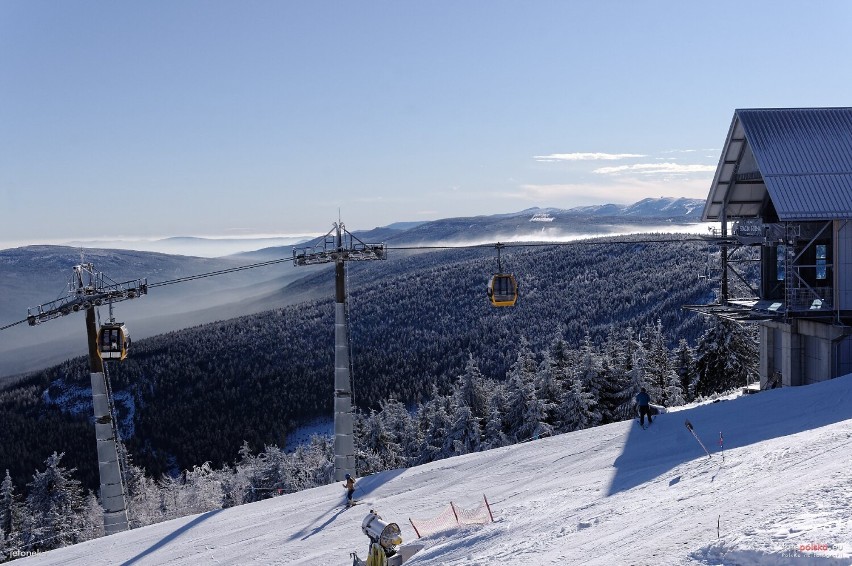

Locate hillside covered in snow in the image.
[16,374,852,566]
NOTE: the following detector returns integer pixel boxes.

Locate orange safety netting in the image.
[409,495,494,538]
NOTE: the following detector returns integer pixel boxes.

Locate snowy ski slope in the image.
[18,375,852,565]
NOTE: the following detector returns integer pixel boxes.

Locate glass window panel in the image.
[816,244,827,280]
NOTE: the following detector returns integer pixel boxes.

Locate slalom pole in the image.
[684,419,711,458]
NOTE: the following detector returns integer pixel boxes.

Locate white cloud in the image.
[593,162,716,175]
[533,152,645,162]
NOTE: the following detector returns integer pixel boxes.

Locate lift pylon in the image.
[293,223,385,481]
[26,262,147,535]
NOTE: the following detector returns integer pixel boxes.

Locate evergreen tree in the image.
[361,410,403,471]
[577,335,604,406]
[482,388,509,450]
[518,392,554,441]
[21,452,86,551]
[557,377,599,432]
[417,393,451,464]
[1,470,14,541]
[1,469,20,558]
[79,492,104,542]
[597,327,628,424]
[503,341,540,441]
[674,338,696,401]
[445,404,482,456]
[665,369,686,407]
[379,398,418,464]
[536,350,565,427]
[642,319,671,404]
[454,354,489,420]
[617,351,647,420]
[694,319,758,397]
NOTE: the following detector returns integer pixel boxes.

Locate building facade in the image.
[701,108,852,387]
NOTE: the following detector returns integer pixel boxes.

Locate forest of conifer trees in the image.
[0,237,762,557]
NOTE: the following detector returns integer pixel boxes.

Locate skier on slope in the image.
[343,473,356,506]
[636,387,653,427]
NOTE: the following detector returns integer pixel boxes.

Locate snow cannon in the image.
[362,510,402,555]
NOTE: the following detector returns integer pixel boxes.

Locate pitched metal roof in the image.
[702,108,852,221]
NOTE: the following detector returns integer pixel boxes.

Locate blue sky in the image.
[2,1,851,246]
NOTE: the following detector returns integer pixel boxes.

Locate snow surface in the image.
[19,376,852,566]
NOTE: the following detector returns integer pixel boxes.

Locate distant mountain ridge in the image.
[565,196,704,218]
[351,197,706,247]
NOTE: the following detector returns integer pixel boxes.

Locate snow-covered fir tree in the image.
[1,469,21,559]
[694,318,758,396]
[445,404,482,456]
[503,341,541,441]
[78,493,105,542]
[642,319,673,405]
[617,351,647,420]
[21,452,87,552]
[417,388,452,463]
[557,377,600,432]
[673,338,696,401]
[1,470,14,541]
[536,349,566,427]
[504,371,546,442]
[577,334,605,410]
[482,388,510,450]
[379,398,418,461]
[664,368,686,407]
[454,354,489,421]
[597,326,629,424]
[361,409,403,471]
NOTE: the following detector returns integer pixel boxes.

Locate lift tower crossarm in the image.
[292,223,385,482]
[292,225,385,266]
[27,263,147,326]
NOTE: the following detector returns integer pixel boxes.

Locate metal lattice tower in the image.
[293,223,385,480]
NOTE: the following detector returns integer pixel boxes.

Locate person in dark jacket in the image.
[636,387,653,426]
[343,473,356,506]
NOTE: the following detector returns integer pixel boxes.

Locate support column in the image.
[85,308,129,534]
[333,231,355,481]
[780,321,802,387]
[759,323,771,388]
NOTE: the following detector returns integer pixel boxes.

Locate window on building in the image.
[816,244,827,280]
[777,245,786,281]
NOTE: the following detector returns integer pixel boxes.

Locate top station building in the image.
[699,107,852,387]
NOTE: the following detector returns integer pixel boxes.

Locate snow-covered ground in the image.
[18,376,852,566]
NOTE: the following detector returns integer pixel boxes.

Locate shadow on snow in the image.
[119,509,224,566]
[289,467,407,542]
[606,375,852,496]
